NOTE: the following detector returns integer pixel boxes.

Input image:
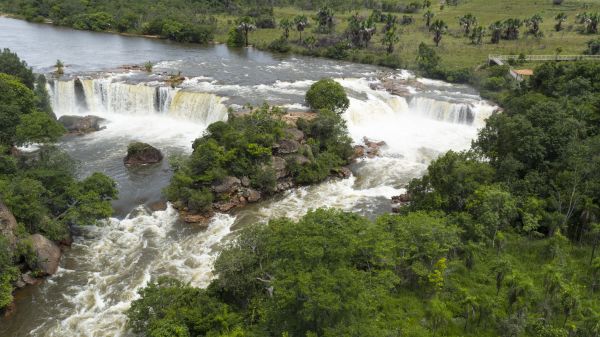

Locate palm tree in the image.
[237,17,256,47]
[470,26,486,45]
[430,20,447,47]
[424,10,434,28]
[555,13,567,31]
[279,18,293,40]
[294,15,309,42]
[382,26,400,54]
[525,14,544,37]
[489,21,503,44]
[459,13,477,36]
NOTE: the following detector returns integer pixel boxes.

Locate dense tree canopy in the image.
[130,60,600,337]
[0,50,118,310]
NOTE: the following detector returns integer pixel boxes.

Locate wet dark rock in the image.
[212,176,241,194]
[58,115,105,134]
[352,145,366,160]
[275,179,295,193]
[181,212,212,228]
[337,166,352,179]
[391,193,411,213]
[148,200,168,212]
[0,200,18,248]
[363,137,386,158]
[244,189,262,203]
[30,234,61,276]
[124,142,163,166]
[21,272,43,286]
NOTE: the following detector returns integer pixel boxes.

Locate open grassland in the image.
[214,0,600,70]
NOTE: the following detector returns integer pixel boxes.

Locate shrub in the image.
[227,27,245,47]
[483,77,507,91]
[268,37,291,53]
[324,41,350,60]
[305,79,349,114]
[585,38,600,55]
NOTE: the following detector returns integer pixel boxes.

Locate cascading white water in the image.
[408,96,475,124]
[48,78,229,124]
[18,75,497,337]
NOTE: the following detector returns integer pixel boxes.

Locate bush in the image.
[324,41,350,60]
[483,76,507,91]
[585,38,600,55]
[305,79,349,114]
[227,27,245,47]
[377,54,403,68]
[187,188,214,213]
[268,37,291,53]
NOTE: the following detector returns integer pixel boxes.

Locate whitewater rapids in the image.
[19,74,495,336]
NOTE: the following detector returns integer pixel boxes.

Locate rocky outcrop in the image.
[352,137,387,160]
[391,193,411,213]
[30,234,61,276]
[212,176,242,194]
[272,156,288,179]
[285,128,305,142]
[124,142,163,166]
[58,115,105,134]
[0,201,18,248]
[275,139,301,154]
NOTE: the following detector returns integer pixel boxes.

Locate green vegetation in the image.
[128,60,600,337]
[0,50,118,310]
[3,1,600,76]
[166,83,352,214]
[305,79,349,114]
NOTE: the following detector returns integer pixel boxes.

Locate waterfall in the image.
[48,78,229,124]
[408,96,475,125]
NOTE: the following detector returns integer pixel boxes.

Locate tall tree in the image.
[459,13,477,36]
[424,10,434,28]
[293,15,308,42]
[237,16,256,47]
[555,13,567,32]
[429,20,448,47]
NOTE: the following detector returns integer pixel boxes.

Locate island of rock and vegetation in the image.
[167,79,354,224]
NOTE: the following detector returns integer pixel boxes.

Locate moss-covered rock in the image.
[124,142,163,166]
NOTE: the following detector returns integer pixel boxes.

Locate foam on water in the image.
[18,73,496,337]
[28,206,234,337]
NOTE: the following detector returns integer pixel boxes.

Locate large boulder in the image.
[124,142,163,166]
[284,128,305,142]
[30,234,61,276]
[58,115,105,134]
[275,139,301,154]
[271,156,288,179]
[212,176,241,194]
[0,201,17,248]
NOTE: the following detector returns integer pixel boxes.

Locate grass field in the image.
[213,0,600,70]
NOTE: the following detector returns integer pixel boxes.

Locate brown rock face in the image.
[272,157,288,179]
[58,115,105,134]
[124,142,163,166]
[244,189,262,203]
[0,200,18,248]
[285,128,305,142]
[276,139,301,154]
[30,234,62,276]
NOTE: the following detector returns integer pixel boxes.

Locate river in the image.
[0,17,495,336]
